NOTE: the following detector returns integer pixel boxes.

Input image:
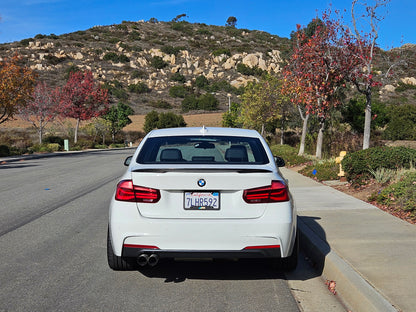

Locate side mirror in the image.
[274,156,285,167]
[124,156,132,166]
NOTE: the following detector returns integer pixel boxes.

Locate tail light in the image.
[115,180,160,203]
[243,180,289,203]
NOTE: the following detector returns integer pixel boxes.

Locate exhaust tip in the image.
[137,254,149,266]
[148,254,159,267]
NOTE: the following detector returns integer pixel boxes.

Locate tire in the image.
[280,230,299,272]
[107,228,135,271]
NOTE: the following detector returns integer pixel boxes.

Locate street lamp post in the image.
[227,93,231,112]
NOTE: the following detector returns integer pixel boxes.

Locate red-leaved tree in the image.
[59,71,109,143]
[19,81,60,144]
[284,14,353,158]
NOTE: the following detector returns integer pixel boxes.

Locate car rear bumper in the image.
[122,246,282,259]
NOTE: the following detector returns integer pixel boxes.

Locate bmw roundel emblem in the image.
[197,179,206,187]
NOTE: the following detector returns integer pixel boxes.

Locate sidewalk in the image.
[281,167,416,312]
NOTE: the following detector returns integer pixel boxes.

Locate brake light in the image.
[243,180,289,203]
[115,180,160,203]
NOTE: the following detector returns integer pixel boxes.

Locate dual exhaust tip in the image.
[137,253,159,267]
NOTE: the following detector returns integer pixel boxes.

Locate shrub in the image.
[342,146,416,184]
[131,69,147,79]
[300,160,339,181]
[395,81,416,92]
[128,82,151,93]
[150,56,167,69]
[212,48,231,57]
[169,85,190,98]
[269,145,309,167]
[151,100,172,109]
[171,21,193,35]
[236,63,265,76]
[170,72,186,83]
[143,111,186,133]
[181,95,199,112]
[43,136,64,146]
[103,52,129,63]
[161,45,184,56]
[373,171,416,219]
[0,145,10,157]
[195,75,209,88]
[197,93,219,111]
[383,104,416,140]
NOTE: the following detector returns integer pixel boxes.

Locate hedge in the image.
[341,146,416,184]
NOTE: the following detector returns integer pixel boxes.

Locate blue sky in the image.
[0,0,414,49]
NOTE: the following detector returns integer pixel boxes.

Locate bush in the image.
[169,85,190,98]
[170,72,186,83]
[383,104,416,140]
[181,93,219,112]
[197,93,219,111]
[128,82,151,93]
[143,111,186,133]
[103,52,130,63]
[195,75,209,88]
[373,171,416,219]
[161,45,184,56]
[236,63,265,76]
[150,56,167,69]
[269,145,309,167]
[342,146,416,184]
[151,100,172,109]
[181,95,199,112]
[43,136,64,146]
[0,145,10,157]
[212,48,231,57]
[299,160,339,181]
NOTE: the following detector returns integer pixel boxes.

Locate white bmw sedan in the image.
[107,127,298,271]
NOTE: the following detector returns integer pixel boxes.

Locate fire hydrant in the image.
[335,151,347,182]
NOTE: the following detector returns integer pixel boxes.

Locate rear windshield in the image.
[137,135,269,165]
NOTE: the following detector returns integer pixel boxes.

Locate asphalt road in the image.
[0,149,345,312]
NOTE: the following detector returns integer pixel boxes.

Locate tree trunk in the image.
[39,119,43,144]
[315,118,325,159]
[362,90,372,150]
[280,116,285,145]
[260,123,265,137]
[74,118,80,144]
[297,106,309,156]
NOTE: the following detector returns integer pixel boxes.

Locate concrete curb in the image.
[298,218,398,312]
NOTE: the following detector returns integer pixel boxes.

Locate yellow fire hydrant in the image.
[335,151,347,181]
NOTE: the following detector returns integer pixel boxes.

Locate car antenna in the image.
[200,125,207,135]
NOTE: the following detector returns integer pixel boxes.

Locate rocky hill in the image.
[0,20,415,114]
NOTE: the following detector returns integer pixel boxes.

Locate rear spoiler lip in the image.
[131,168,274,173]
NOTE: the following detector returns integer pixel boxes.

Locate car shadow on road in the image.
[138,259,288,282]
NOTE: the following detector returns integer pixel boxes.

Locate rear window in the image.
[137,135,269,165]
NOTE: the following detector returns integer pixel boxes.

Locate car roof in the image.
[146,127,262,138]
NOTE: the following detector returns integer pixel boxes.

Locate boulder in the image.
[401,77,416,86]
[242,54,258,68]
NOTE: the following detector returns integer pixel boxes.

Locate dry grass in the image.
[0,112,224,132]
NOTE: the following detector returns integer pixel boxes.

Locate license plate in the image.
[184,192,220,210]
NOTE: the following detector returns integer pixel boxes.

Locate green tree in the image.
[342,96,388,133]
[157,112,186,129]
[222,102,242,128]
[102,102,134,142]
[226,16,237,27]
[239,74,285,136]
[143,110,159,133]
[143,111,186,133]
[383,104,416,140]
